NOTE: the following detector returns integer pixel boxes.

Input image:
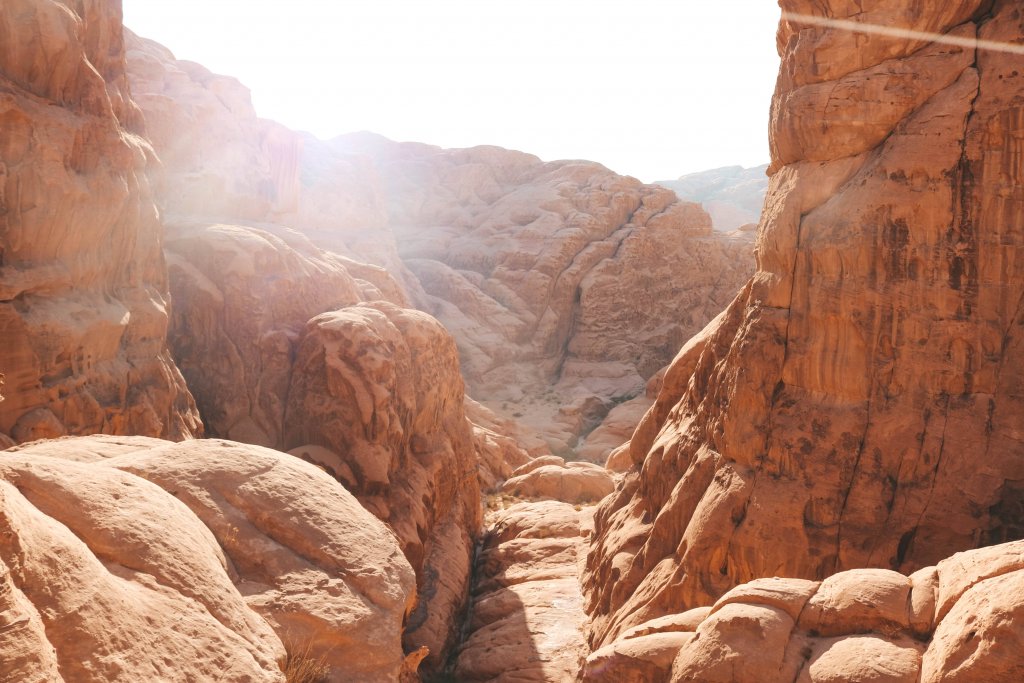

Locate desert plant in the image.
[281,638,329,683]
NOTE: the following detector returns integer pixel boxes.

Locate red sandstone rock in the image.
[284,301,482,672]
[584,0,1024,650]
[0,0,200,444]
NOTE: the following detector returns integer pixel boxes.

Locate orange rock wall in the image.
[585,0,1024,648]
[0,0,200,443]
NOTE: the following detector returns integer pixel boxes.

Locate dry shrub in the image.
[281,638,329,683]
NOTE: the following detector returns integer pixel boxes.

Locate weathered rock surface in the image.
[454,501,592,681]
[285,301,483,670]
[125,37,489,670]
[583,540,1024,682]
[656,164,769,231]
[0,0,200,444]
[0,435,415,682]
[340,135,755,453]
[465,397,534,491]
[125,32,423,299]
[165,228,484,671]
[163,220,385,447]
[585,0,1024,652]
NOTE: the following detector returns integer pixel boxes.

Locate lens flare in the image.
[782,11,1024,56]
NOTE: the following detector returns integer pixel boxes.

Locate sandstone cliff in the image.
[0,0,200,444]
[585,0,1024,649]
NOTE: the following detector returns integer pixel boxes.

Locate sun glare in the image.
[121,0,781,181]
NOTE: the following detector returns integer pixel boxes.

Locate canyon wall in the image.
[0,0,200,444]
[585,0,1024,649]
[331,134,756,454]
[125,33,756,456]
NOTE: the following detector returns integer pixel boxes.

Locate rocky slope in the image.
[332,134,756,454]
[0,0,200,444]
[1,435,415,682]
[656,164,769,231]
[584,0,1024,651]
[125,31,756,457]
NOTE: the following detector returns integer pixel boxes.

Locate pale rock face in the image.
[584,0,1024,648]
[502,459,615,505]
[582,541,1024,682]
[0,435,415,682]
[125,33,424,300]
[163,221,371,447]
[0,0,200,443]
[465,397,534,490]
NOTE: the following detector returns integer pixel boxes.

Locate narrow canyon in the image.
[2,1,1024,682]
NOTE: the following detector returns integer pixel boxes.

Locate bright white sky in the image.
[122,1,781,182]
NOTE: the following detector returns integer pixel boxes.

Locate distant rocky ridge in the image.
[655,163,769,231]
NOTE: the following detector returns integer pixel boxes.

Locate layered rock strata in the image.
[0,0,200,443]
[585,0,1024,649]
[0,435,415,682]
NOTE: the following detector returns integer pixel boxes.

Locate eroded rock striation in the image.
[585,0,1024,650]
[0,0,200,444]
[0,435,415,682]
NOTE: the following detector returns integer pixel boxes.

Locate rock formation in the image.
[0,435,415,682]
[335,135,756,453]
[0,0,200,444]
[584,0,1024,651]
[501,457,615,505]
[656,164,769,231]
[582,539,1024,682]
[285,301,482,670]
[125,37,487,672]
